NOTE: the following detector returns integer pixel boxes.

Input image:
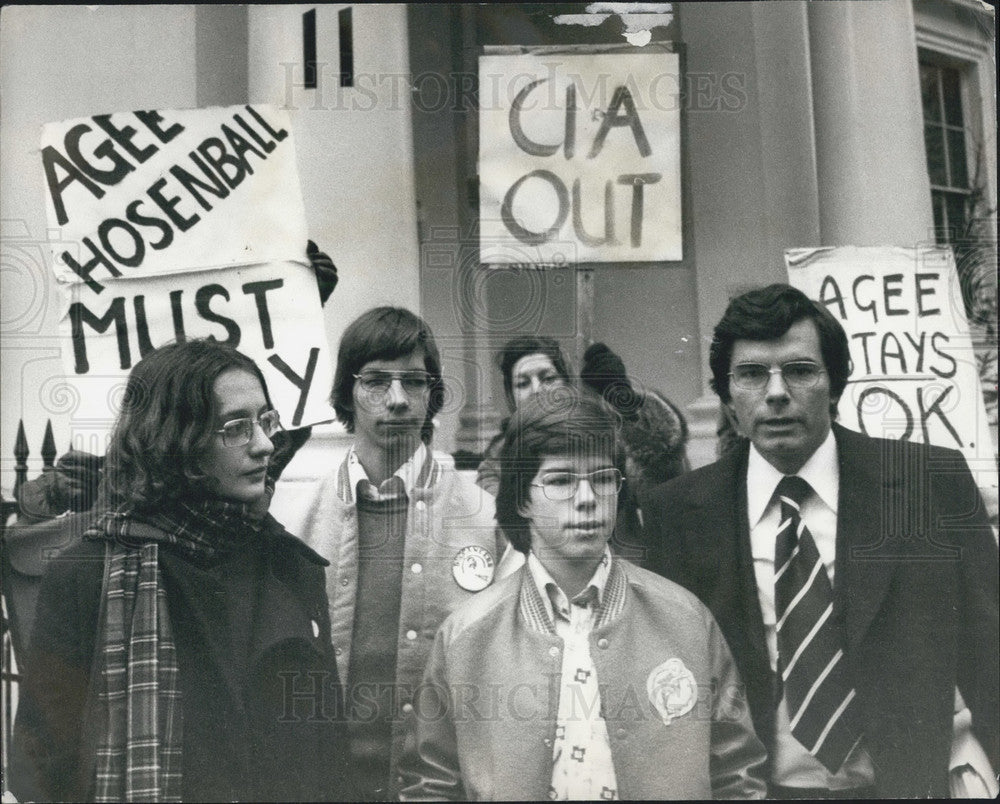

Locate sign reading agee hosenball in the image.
[479,51,682,265]
[40,104,336,452]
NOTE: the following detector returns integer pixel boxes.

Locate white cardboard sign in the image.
[40,104,335,449]
[787,245,996,485]
[479,52,682,264]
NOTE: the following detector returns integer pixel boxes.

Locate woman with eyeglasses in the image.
[399,388,767,800]
[11,340,350,802]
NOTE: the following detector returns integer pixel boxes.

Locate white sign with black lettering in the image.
[787,246,995,483]
[40,104,335,446]
[479,51,682,264]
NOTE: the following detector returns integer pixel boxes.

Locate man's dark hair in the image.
[330,306,443,441]
[104,339,272,509]
[497,335,572,412]
[709,283,851,415]
[495,387,626,554]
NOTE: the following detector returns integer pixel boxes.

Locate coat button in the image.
[616,727,627,739]
[415,500,427,511]
[543,737,553,748]
[411,562,422,574]
[335,646,343,656]
[406,629,418,641]
[340,577,349,586]
[402,702,414,714]
[597,638,609,649]
[548,646,559,658]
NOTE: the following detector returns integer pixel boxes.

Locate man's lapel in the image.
[833,424,899,652]
[732,447,773,680]
[685,443,771,677]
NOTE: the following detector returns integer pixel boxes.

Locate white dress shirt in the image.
[747,429,875,790]
[345,442,428,503]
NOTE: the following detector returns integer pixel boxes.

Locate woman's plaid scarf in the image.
[86,495,272,802]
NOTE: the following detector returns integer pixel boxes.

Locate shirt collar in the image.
[747,428,839,526]
[346,441,429,503]
[526,546,613,623]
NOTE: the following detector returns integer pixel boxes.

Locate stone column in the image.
[680,1,821,467]
[808,0,934,246]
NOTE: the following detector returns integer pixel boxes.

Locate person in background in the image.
[580,342,689,568]
[13,450,103,526]
[399,388,767,800]
[476,335,572,495]
[292,306,505,801]
[10,339,349,802]
[3,451,106,664]
[641,283,999,797]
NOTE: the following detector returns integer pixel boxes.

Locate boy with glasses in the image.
[292,306,505,801]
[399,388,767,800]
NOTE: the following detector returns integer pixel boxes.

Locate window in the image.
[919,61,971,244]
[915,4,997,430]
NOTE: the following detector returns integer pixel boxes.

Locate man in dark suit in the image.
[641,283,999,798]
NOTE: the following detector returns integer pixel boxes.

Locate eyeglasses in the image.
[530,468,624,501]
[729,361,825,391]
[213,409,282,447]
[353,371,433,396]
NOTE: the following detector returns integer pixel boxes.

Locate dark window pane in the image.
[941,67,964,126]
[931,192,946,244]
[945,192,967,241]
[947,128,969,187]
[924,124,947,185]
[920,64,941,121]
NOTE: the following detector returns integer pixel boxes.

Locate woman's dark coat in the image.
[10,520,350,802]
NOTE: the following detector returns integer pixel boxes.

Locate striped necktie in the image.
[774,475,862,773]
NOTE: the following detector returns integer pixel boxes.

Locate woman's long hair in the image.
[102,340,271,510]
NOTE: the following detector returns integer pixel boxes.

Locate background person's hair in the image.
[580,342,642,421]
[497,335,572,411]
[495,387,626,554]
[709,283,851,415]
[620,388,689,492]
[330,306,443,442]
[103,339,272,509]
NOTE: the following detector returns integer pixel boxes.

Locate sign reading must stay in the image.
[787,246,995,481]
[40,104,336,445]
[479,51,682,264]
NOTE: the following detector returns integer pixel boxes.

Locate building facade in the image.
[1,1,995,492]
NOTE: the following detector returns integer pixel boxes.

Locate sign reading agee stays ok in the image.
[40,104,335,449]
[787,246,995,481]
[479,51,682,264]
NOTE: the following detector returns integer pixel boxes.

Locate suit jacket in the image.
[640,423,999,797]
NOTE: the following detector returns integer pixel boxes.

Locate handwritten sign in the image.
[479,51,681,264]
[787,246,995,479]
[41,104,335,448]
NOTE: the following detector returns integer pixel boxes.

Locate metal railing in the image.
[2,418,58,795]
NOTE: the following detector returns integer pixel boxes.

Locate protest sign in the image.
[479,50,682,264]
[787,246,996,483]
[41,104,335,450]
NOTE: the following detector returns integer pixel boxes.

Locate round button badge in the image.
[451,545,495,591]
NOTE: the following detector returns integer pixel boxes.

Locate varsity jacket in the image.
[399,558,768,800]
